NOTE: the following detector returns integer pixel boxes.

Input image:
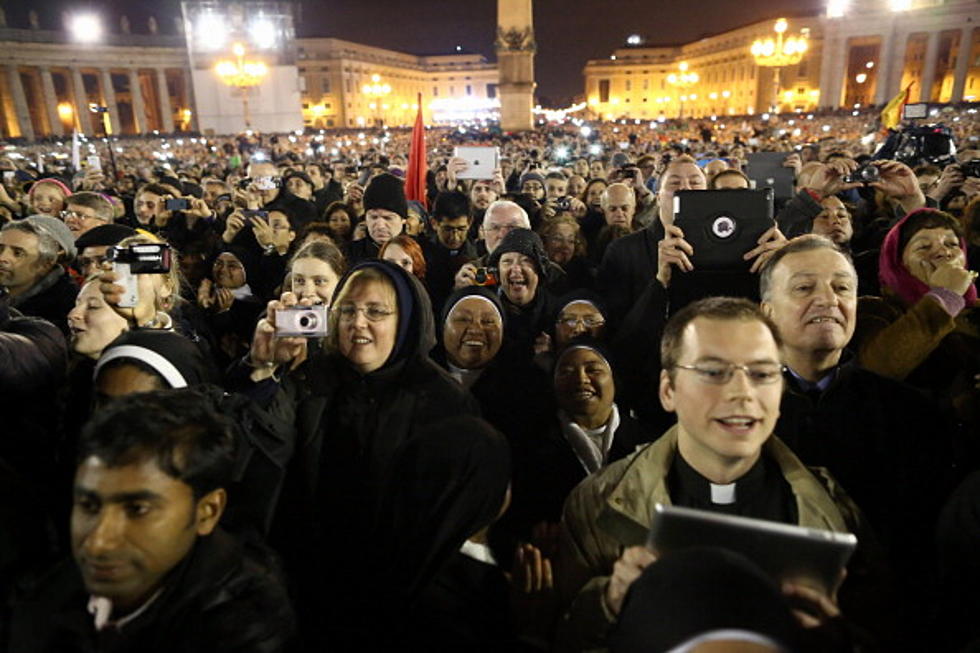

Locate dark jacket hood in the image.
[331,259,436,374]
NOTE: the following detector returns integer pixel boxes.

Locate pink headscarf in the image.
[878,208,978,307]
[27,177,73,199]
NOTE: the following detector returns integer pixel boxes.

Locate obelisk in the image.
[496,0,535,132]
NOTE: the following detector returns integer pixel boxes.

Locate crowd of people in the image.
[0,102,979,652]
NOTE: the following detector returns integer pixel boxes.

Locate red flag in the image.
[405,93,427,209]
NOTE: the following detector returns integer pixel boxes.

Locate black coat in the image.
[4,529,294,653]
[776,357,955,566]
[10,268,78,338]
[511,410,654,529]
[596,221,663,326]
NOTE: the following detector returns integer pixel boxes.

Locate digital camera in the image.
[843,164,880,185]
[555,197,572,212]
[275,305,329,338]
[474,267,499,287]
[959,159,980,179]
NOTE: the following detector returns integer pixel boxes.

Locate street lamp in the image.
[361,74,391,127]
[214,43,268,129]
[750,18,808,114]
[667,61,699,118]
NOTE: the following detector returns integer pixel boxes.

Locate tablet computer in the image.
[647,504,857,594]
[672,188,774,272]
[747,152,795,201]
[453,146,498,180]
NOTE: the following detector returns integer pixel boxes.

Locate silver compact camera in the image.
[274,305,328,338]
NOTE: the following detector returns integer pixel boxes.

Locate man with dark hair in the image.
[424,191,478,315]
[556,296,867,651]
[5,388,294,652]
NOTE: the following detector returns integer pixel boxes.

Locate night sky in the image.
[21,0,825,104]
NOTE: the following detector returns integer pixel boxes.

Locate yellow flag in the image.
[880,84,912,130]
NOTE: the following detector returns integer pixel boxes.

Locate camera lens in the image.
[298,312,318,330]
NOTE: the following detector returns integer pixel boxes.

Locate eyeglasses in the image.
[558,315,605,329]
[546,236,578,247]
[61,210,102,222]
[673,362,784,385]
[336,304,396,322]
[486,223,522,234]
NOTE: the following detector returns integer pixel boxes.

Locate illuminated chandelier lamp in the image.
[213,43,269,128]
[750,18,808,113]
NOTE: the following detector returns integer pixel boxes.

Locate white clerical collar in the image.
[447,361,484,389]
[459,539,497,566]
[710,482,736,505]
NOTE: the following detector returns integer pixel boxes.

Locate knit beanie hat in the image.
[22,214,77,259]
[364,173,408,220]
[488,228,548,275]
[519,171,545,189]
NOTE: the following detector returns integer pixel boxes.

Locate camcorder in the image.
[555,197,572,212]
[275,305,329,338]
[875,123,957,168]
[107,244,172,308]
[474,267,499,287]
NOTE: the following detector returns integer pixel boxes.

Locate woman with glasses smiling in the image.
[236,259,479,647]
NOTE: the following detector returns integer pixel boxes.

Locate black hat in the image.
[488,228,548,275]
[609,547,802,653]
[74,223,137,250]
[363,173,408,220]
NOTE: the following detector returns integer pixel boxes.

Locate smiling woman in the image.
[854,209,979,431]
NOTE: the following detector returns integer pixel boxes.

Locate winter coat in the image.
[554,426,869,652]
[4,529,295,653]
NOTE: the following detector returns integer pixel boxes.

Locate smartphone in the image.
[165,198,190,211]
[243,210,269,220]
[113,262,139,308]
[86,155,102,172]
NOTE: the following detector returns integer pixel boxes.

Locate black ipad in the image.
[648,504,857,595]
[747,152,796,201]
[672,188,775,272]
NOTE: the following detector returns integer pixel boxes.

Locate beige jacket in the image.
[554,425,864,652]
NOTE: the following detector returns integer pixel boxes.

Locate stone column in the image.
[155,68,174,133]
[885,31,909,102]
[874,28,896,106]
[817,32,836,109]
[100,69,121,135]
[71,67,94,134]
[6,65,35,140]
[129,68,146,133]
[496,0,536,132]
[918,30,940,102]
[823,37,848,110]
[39,67,63,137]
[950,27,973,103]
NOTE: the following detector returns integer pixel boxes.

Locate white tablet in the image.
[453,146,498,180]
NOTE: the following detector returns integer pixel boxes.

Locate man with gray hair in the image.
[760,234,952,585]
[454,200,530,288]
[0,215,78,334]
